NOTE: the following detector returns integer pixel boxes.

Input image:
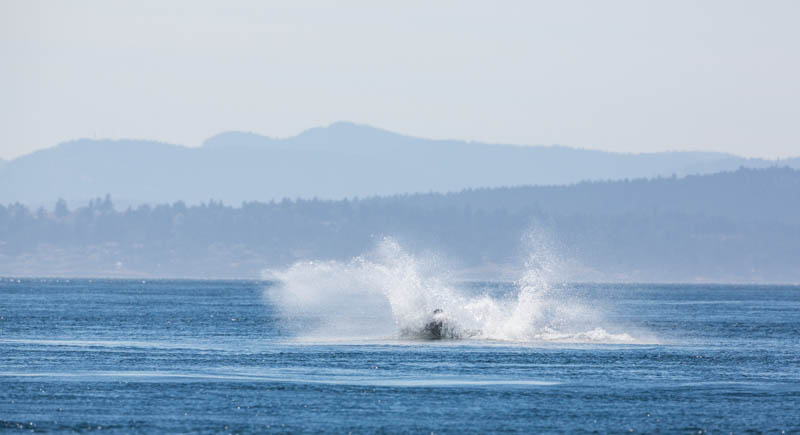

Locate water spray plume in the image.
[263,236,640,343]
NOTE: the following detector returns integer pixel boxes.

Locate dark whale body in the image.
[423,319,444,339]
[423,309,445,340]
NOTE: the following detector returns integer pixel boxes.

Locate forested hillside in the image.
[1,167,798,282]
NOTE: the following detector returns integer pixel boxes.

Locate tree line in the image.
[1,167,798,282]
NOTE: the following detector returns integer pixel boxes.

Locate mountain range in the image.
[2,121,797,205]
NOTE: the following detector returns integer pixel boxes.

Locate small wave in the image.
[0,370,559,387]
[0,338,226,351]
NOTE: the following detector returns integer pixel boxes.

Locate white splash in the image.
[263,237,641,344]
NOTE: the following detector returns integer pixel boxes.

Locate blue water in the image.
[1,278,799,432]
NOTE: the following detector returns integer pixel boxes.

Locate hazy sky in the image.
[2,0,799,160]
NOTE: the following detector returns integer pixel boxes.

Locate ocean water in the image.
[1,274,799,432]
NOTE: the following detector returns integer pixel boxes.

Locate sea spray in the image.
[263,237,638,343]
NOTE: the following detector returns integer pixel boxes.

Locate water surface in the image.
[1,278,799,432]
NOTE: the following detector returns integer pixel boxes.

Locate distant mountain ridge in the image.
[1,121,797,205]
